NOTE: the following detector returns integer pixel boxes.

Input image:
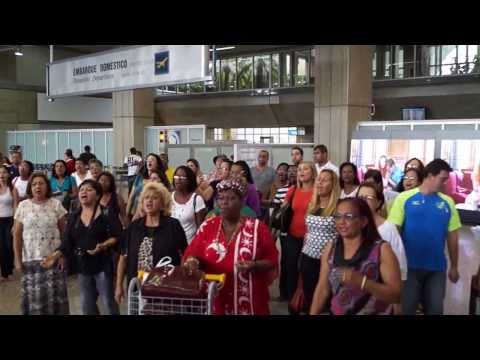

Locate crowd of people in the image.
[0,143,471,316]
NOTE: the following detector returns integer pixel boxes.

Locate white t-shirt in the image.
[340,186,359,199]
[377,220,408,281]
[315,161,339,176]
[72,171,93,187]
[171,192,206,244]
[0,187,13,217]
[13,177,29,199]
[124,154,142,177]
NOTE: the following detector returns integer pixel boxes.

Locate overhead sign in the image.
[47,45,210,98]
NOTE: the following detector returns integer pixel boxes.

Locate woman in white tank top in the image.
[0,165,19,281]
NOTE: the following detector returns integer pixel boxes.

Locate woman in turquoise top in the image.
[50,160,78,210]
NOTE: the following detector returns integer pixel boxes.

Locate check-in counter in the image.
[444,209,480,314]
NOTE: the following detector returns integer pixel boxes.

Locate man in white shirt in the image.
[124,147,143,195]
[313,144,339,176]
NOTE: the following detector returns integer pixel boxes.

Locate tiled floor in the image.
[4,225,477,315]
[0,272,288,315]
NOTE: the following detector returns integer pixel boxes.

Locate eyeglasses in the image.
[404,176,418,181]
[357,195,376,201]
[173,176,187,181]
[333,213,361,222]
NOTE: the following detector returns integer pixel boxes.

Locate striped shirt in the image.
[273,185,290,205]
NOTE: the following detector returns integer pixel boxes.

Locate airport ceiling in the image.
[0,44,303,56]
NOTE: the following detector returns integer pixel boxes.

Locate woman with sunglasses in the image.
[401,168,424,192]
[396,158,425,192]
[310,198,402,315]
[171,166,206,244]
[356,182,407,314]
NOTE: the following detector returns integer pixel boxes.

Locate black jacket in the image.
[121,216,188,284]
[60,205,122,275]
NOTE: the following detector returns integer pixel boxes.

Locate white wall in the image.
[37,93,112,123]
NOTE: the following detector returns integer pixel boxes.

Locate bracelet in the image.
[361,275,367,291]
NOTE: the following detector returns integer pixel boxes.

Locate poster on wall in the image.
[167,130,181,145]
[47,45,210,98]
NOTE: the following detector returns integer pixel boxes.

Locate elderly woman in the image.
[183,179,279,315]
[401,168,424,192]
[42,179,123,315]
[13,172,69,315]
[396,158,425,193]
[115,182,188,304]
[310,198,402,315]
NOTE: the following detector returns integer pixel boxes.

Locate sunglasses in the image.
[333,213,361,222]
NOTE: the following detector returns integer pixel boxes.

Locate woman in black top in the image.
[115,182,188,305]
[42,180,122,315]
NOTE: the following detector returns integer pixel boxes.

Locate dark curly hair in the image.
[339,162,360,189]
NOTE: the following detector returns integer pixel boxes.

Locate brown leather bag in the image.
[141,266,205,299]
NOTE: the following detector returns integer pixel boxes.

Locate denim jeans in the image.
[78,271,118,315]
[402,269,446,315]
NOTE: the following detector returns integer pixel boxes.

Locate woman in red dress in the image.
[183,179,279,315]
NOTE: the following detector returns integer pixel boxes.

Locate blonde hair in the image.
[297,161,317,189]
[138,182,172,217]
[307,169,340,217]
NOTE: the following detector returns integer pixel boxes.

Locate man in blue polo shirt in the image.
[388,159,460,315]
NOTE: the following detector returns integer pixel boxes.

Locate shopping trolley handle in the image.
[204,273,226,285]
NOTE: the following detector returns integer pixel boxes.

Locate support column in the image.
[313,45,373,165]
[112,88,155,167]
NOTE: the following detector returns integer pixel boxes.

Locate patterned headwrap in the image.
[216,179,246,197]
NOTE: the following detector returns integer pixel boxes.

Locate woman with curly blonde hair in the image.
[114,182,188,304]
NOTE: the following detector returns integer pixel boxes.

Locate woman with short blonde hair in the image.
[138,182,172,217]
[115,181,187,304]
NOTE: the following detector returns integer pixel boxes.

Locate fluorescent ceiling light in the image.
[14,48,23,56]
[210,46,236,52]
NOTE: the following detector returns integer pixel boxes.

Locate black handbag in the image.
[270,205,282,230]
[280,186,296,233]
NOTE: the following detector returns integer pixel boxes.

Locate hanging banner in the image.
[47,45,210,98]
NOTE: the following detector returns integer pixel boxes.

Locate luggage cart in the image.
[128,274,225,315]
